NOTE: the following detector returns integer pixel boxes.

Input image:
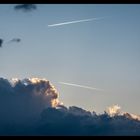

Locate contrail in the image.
[59,82,103,91]
[48,17,105,27]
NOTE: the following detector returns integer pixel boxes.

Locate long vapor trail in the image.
[59,82,103,91]
[48,17,105,27]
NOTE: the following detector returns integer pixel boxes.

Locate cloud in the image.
[38,105,140,136]
[0,39,3,47]
[9,38,21,43]
[0,38,21,48]
[0,77,61,124]
[0,77,140,136]
[105,105,121,117]
[14,4,37,12]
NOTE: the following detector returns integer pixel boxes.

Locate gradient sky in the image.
[0,4,140,114]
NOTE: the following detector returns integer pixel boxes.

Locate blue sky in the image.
[0,4,140,114]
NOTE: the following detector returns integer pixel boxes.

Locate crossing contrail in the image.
[59,82,103,91]
[48,17,105,27]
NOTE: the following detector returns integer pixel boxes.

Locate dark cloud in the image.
[37,107,140,136]
[0,77,140,136]
[0,38,21,48]
[14,4,37,12]
[0,78,61,125]
[9,38,21,43]
[0,39,3,47]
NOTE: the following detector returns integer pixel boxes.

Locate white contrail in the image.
[48,17,105,27]
[59,82,103,91]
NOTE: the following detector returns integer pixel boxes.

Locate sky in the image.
[0,4,140,114]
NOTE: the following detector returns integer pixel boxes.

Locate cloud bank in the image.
[0,77,140,136]
[38,105,140,136]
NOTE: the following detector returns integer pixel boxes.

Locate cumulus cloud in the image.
[105,105,140,121]
[0,77,140,136]
[14,4,37,12]
[0,39,3,47]
[105,105,122,117]
[0,77,61,124]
